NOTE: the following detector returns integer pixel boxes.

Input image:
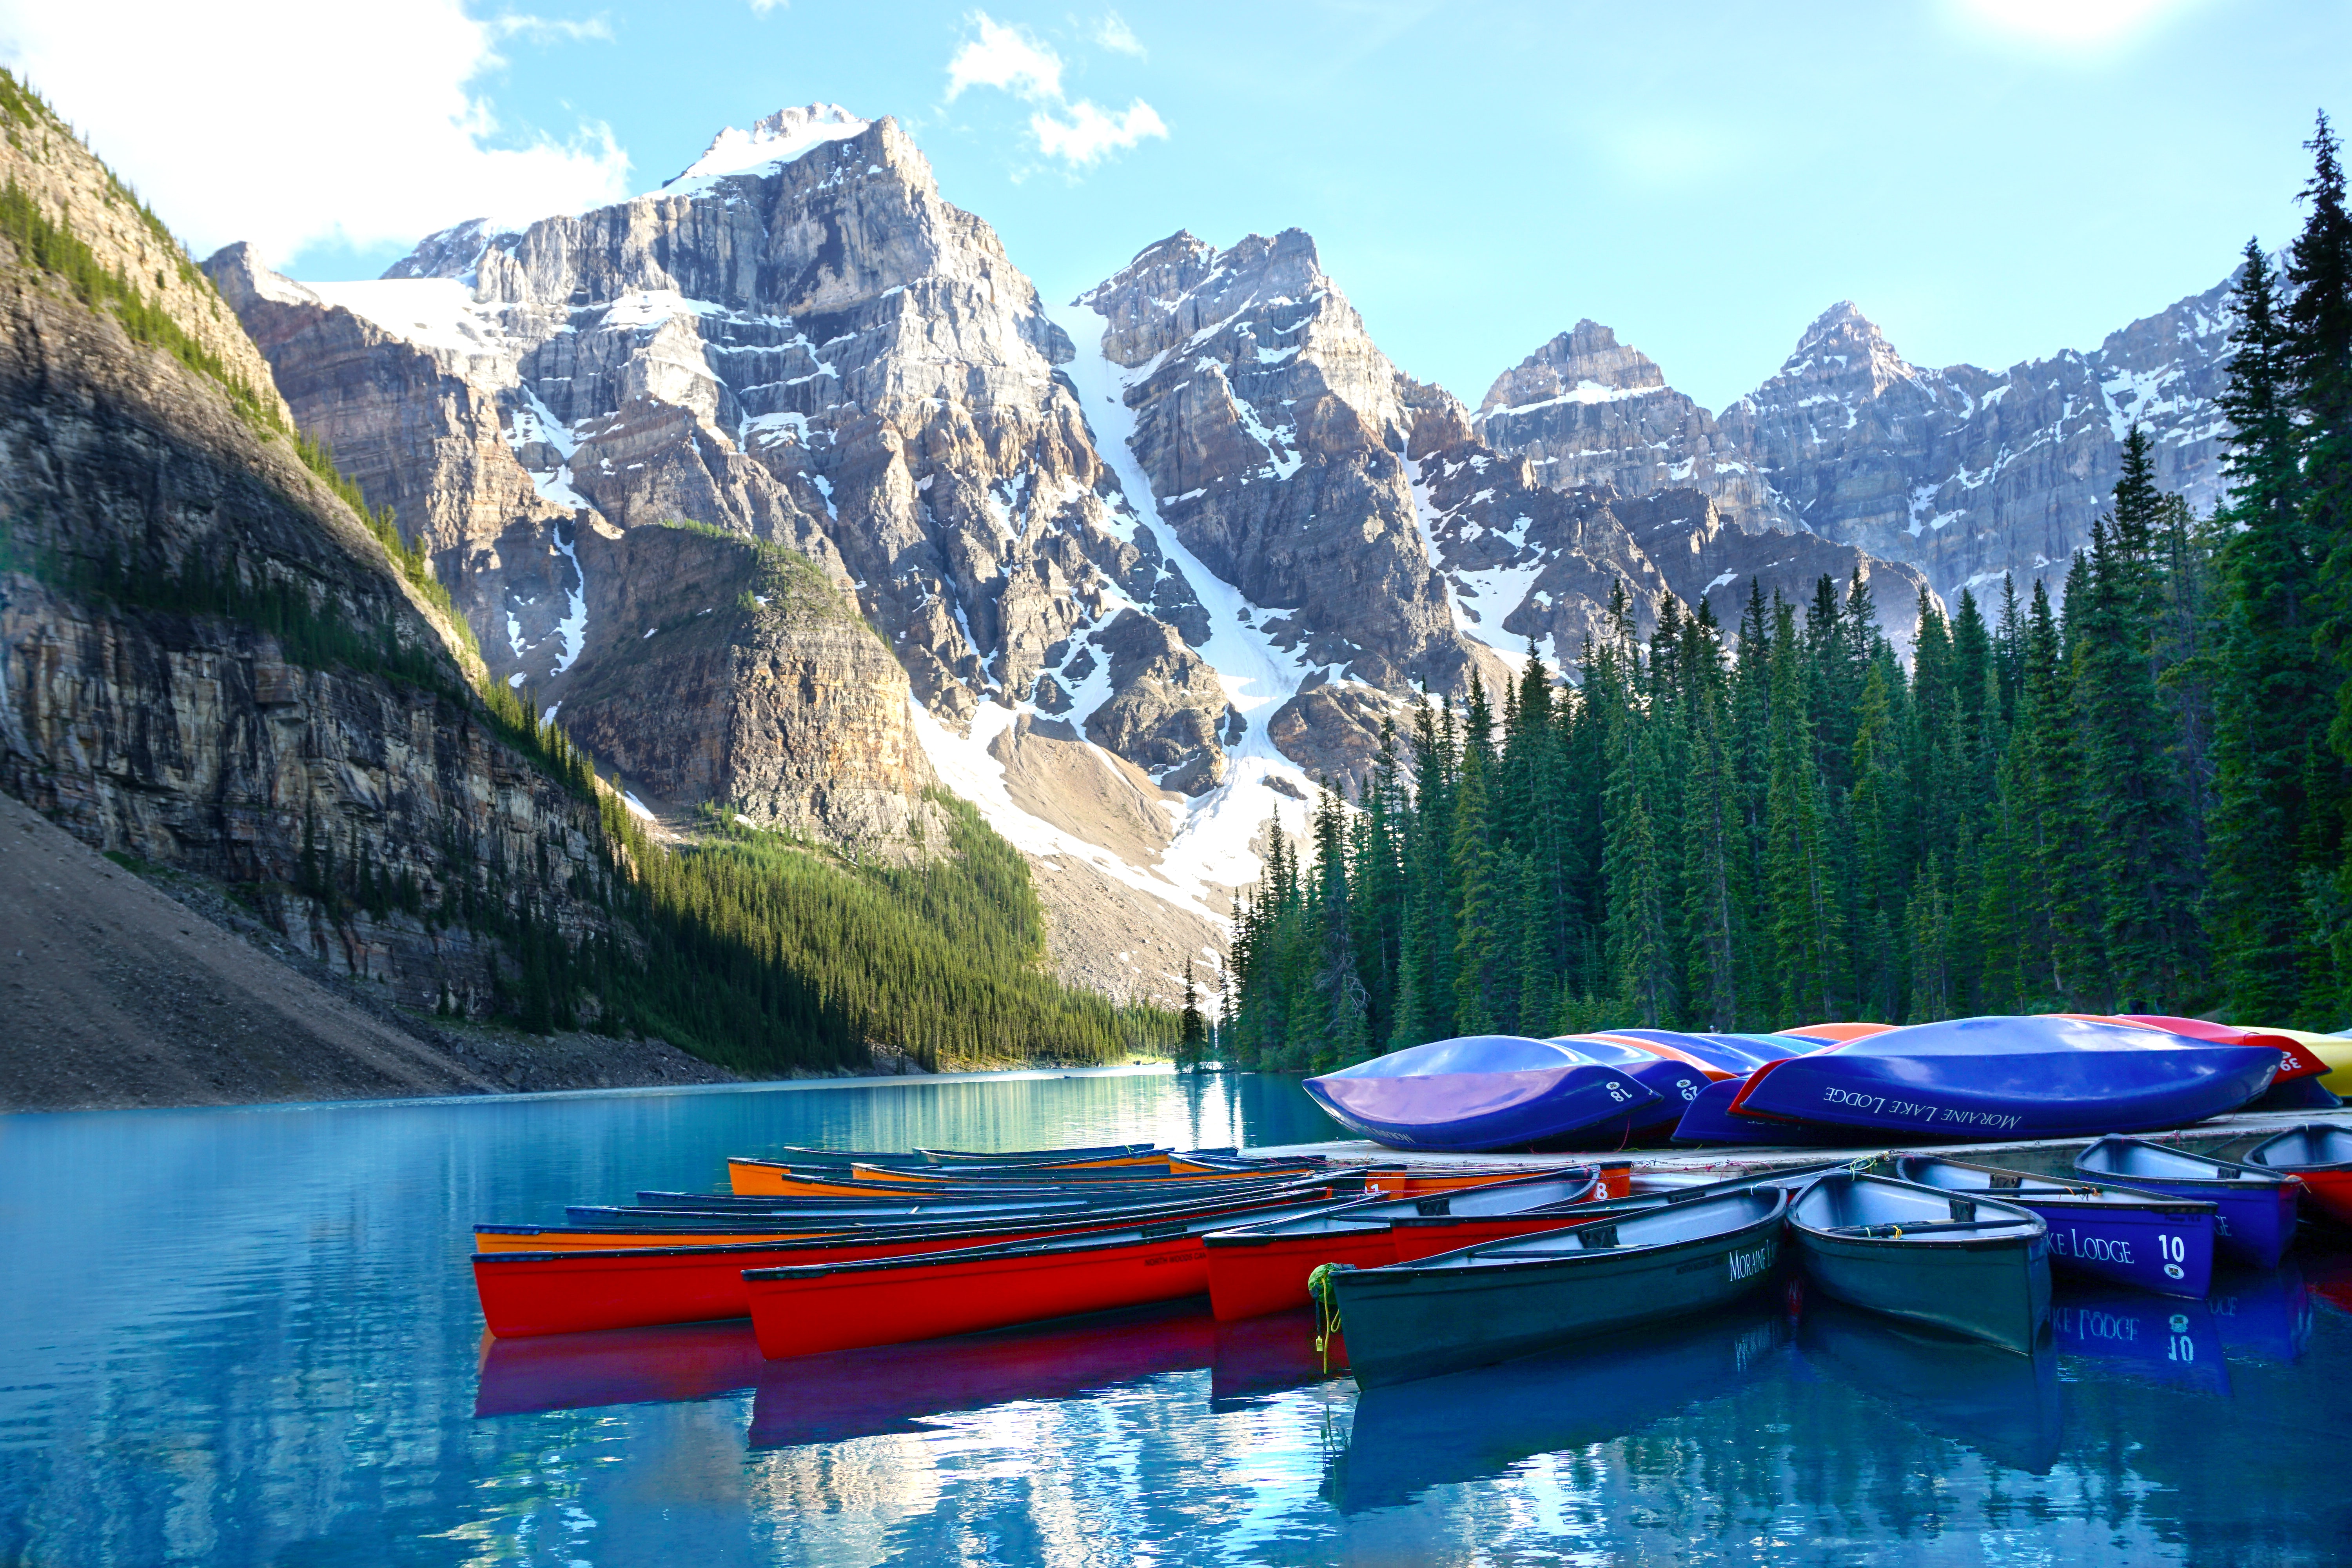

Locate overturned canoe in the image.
[1547,1037,1715,1137]
[2238,1122,2352,1224]
[1304,1035,1660,1152]
[1201,1168,1602,1321]
[1729,1015,2279,1141]
[1325,1187,1791,1386]
[1893,1154,2217,1298]
[2073,1135,2305,1268]
[1789,1171,2050,1355]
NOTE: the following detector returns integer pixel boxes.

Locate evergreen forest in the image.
[1216,116,2352,1071]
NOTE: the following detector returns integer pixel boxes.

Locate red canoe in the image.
[474,1180,1354,1337]
[1203,1168,1604,1321]
[742,1200,1347,1360]
[2239,1122,2352,1224]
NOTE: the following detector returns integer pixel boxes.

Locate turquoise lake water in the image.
[2,1069,2347,1566]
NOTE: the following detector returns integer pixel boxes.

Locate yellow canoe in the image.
[2251,1027,2352,1095]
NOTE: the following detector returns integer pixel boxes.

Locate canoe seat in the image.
[1414,1197,1453,1216]
[1825,1218,2029,1238]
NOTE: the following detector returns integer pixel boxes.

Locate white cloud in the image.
[0,0,632,267]
[748,0,788,11]
[945,11,1166,171]
[1032,99,1167,166]
[1093,13,1145,57]
[1949,0,2205,46]
[946,14,1064,102]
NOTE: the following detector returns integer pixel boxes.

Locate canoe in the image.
[1333,1299,1786,1514]
[740,1197,1347,1360]
[1795,1293,2063,1474]
[2047,1283,2231,1396]
[1893,1154,2218,1298]
[1324,1187,1791,1386]
[769,1142,1166,1168]
[2110,1016,2329,1080]
[2235,1122,2352,1225]
[748,1298,1217,1448]
[1303,1035,1661,1152]
[1584,1028,1795,1076]
[474,1180,1352,1336]
[724,1163,1321,1200]
[1548,1036,1717,1135]
[1201,1168,1602,1321]
[2073,1135,2305,1267]
[1366,1162,1630,1199]
[1788,1171,2050,1354]
[2249,1074,2345,1111]
[2315,1032,2352,1094]
[497,1174,1351,1251]
[1672,1076,1883,1146]
[1778,1021,1897,1043]
[1729,1015,2279,1141]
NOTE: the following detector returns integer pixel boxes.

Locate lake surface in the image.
[3,1069,2348,1566]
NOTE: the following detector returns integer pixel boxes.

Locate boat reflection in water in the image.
[748,1299,1218,1448]
[1328,1300,1787,1514]
[2204,1259,2311,1363]
[1794,1293,2064,1475]
[2048,1285,2230,1396]
[1209,1307,1348,1407]
[475,1319,767,1417]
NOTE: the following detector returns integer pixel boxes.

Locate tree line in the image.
[1212,114,2352,1072]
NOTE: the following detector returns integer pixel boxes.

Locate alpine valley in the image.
[0,89,2249,1088]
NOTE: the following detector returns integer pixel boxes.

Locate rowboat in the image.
[747,1298,1217,1448]
[2073,1135,2304,1268]
[1788,1171,2050,1354]
[2047,1284,2231,1396]
[1201,1168,1602,1321]
[2234,1122,2352,1225]
[740,1197,1349,1359]
[1333,1300,1786,1514]
[1795,1293,2063,1474]
[1729,1015,2279,1141]
[1324,1187,1791,1386]
[474,1180,1352,1336]
[1303,1035,1661,1152]
[1893,1154,2218,1298]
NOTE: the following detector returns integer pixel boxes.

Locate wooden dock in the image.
[1246,1108,2346,1181]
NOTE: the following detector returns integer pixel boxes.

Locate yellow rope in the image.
[1307,1263,1343,1372]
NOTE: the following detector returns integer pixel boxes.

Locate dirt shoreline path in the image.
[0,791,738,1112]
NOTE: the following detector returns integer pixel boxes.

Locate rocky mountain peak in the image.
[1775,299,1917,394]
[660,103,874,191]
[1476,319,1668,418]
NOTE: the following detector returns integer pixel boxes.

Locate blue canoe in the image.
[1672,1075,1887,1146]
[1545,1037,1711,1138]
[1590,1029,1802,1075]
[1303,1036,1660,1153]
[1726,1016,2279,1142]
[1895,1154,2218,1298]
[2073,1135,2305,1269]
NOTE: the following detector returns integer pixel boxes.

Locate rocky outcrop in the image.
[1478,279,2241,607]
[1476,321,1775,532]
[0,89,622,1019]
[552,521,940,846]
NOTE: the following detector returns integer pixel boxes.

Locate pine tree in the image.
[1450,744,1508,1034]
[1180,962,1207,1063]
[1764,601,1845,1020]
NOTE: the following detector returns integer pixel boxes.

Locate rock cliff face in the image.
[206,108,1944,998]
[1477,279,2239,606]
[0,91,622,1018]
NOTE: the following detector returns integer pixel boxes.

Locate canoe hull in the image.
[744,1231,1218,1359]
[1732,1044,2278,1141]
[2004,1195,2215,1299]
[1206,1227,1394,1321]
[1303,1064,1657,1153]
[1795,1228,2051,1356]
[1330,1209,1785,1387]
[2062,1174,2301,1268]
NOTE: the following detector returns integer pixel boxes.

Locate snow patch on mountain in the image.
[659,105,870,195]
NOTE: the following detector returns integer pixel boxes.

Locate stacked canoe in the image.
[1305,1014,2334,1154]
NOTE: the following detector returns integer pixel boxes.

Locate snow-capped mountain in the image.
[205,105,2187,1000]
[1477,281,2239,608]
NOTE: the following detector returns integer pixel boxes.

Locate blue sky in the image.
[5,0,2346,409]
